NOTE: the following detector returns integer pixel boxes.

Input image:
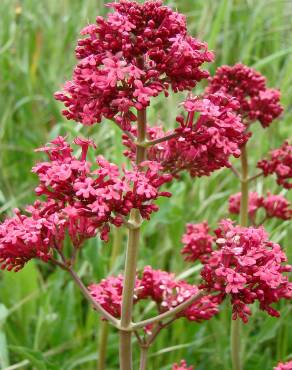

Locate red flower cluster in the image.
[181,222,214,263]
[262,193,292,220]
[88,275,125,318]
[228,192,262,218]
[172,360,194,370]
[258,141,292,189]
[274,361,292,370]
[32,137,172,240]
[0,203,64,271]
[200,219,292,322]
[0,137,172,271]
[228,192,291,221]
[207,63,283,127]
[89,266,218,322]
[55,0,213,129]
[124,93,249,177]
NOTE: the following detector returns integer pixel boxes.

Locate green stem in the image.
[98,228,123,370]
[132,290,204,330]
[66,266,120,328]
[139,347,148,370]
[231,144,249,370]
[119,108,147,370]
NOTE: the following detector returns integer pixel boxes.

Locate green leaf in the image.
[9,346,47,370]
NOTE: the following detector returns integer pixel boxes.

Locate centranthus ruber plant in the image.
[0,1,291,370]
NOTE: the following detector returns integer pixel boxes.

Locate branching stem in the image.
[145,132,180,147]
[67,266,120,328]
[132,291,204,330]
[248,172,263,183]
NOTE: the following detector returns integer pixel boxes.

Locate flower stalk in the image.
[231,143,249,370]
[119,108,147,370]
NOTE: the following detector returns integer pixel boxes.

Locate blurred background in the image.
[0,0,291,369]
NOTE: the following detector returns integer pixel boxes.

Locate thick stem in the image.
[231,144,249,370]
[139,347,148,370]
[136,109,147,163]
[119,108,147,370]
[119,331,132,370]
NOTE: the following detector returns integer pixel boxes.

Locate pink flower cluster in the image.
[181,222,214,263]
[172,360,194,370]
[89,266,218,322]
[274,361,292,370]
[228,192,291,221]
[258,141,292,189]
[228,192,262,218]
[88,274,125,318]
[0,137,172,271]
[0,203,64,271]
[200,219,292,322]
[124,92,249,177]
[32,136,172,239]
[207,63,283,127]
[55,0,213,129]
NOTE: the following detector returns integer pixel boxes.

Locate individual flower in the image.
[172,360,194,370]
[262,193,292,221]
[257,141,292,189]
[123,92,249,177]
[274,361,292,370]
[228,192,263,218]
[89,266,218,323]
[181,222,214,263]
[55,0,214,129]
[201,219,292,322]
[207,63,283,127]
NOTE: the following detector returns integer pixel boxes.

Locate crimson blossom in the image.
[228,192,263,218]
[228,192,291,221]
[257,141,292,189]
[172,360,194,370]
[0,203,65,271]
[181,221,214,263]
[123,92,249,177]
[199,219,292,322]
[32,136,172,240]
[274,361,292,370]
[207,63,283,127]
[55,0,214,130]
[89,265,218,323]
[0,137,173,271]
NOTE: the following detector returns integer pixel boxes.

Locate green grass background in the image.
[0,0,291,369]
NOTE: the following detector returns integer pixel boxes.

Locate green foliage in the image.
[0,0,291,369]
